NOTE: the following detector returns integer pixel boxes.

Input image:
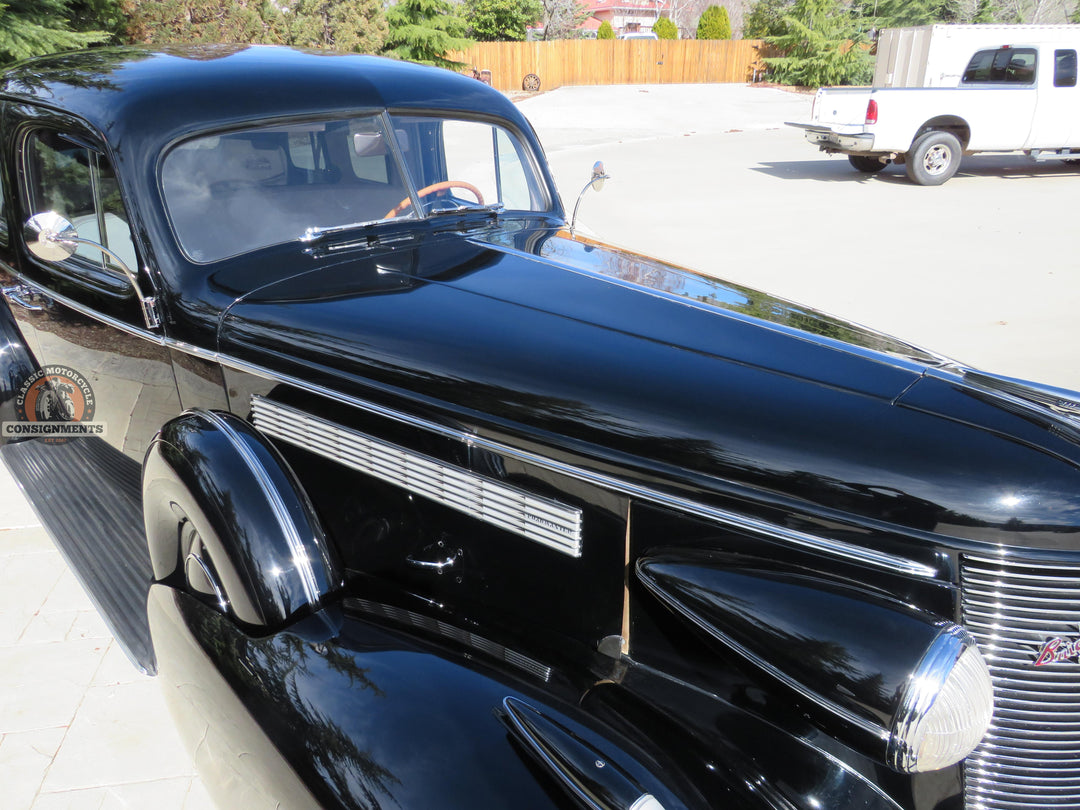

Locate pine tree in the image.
[0,0,109,65]
[272,0,387,53]
[384,0,473,67]
[765,0,872,87]
[697,5,732,39]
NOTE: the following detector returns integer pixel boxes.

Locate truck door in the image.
[1027,48,1078,149]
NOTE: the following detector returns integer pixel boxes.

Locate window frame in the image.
[962,47,1039,86]
[17,125,139,298]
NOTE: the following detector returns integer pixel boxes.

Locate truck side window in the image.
[962,48,1037,85]
[1055,49,1077,87]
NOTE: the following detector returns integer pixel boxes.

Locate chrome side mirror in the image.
[23,212,161,330]
[569,161,611,237]
[24,211,80,262]
[589,160,607,192]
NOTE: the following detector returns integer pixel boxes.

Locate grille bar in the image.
[963,554,1080,809]
[251,397,583,557]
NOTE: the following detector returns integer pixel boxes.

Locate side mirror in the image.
[24,211,80,263]
[590,160,607,192]
[570,160,611,237]
[23,211,161,330]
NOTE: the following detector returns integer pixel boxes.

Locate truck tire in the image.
[848,155,886,173]
[905,131,961,186]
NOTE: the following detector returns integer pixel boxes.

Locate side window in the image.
[1055,49,1077,87]
[962,48,1037,85]
[22,129,137,272]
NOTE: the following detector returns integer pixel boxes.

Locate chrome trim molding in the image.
[348,598,552,682]
[251,397,584,557]
[199,409,322,606]
[4,272,934,577]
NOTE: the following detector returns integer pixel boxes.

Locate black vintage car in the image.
[0,44,1077,810]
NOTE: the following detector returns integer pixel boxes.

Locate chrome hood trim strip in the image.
[251,397,584,557]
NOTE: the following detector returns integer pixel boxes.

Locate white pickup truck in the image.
[789,40,1080,184]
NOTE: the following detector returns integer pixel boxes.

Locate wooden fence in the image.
[448,40,772,92]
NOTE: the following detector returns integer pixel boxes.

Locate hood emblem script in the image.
[1034,630,1080,666]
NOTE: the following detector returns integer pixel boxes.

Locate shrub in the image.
[697,5,731,39]
[652,16,678,39]
[597,20,615,39]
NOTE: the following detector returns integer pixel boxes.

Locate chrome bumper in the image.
[786,123,875,153]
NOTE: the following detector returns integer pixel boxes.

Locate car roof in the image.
[0,45,533,156]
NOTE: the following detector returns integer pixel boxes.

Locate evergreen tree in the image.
[597,19,615,38]
[697,5,732,39]
[765,0,873,87]
[125,0,268,44]
[652,16,678,38]
[0,0,109,64]
[744,0,792,38]
[463,0,542,41]
[384,0,473,68]
[272,0,387,53]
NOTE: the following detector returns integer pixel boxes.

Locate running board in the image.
[2,438,156,674]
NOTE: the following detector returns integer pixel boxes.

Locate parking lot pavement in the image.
[519,83,1080,392]
[2,83,1079,810]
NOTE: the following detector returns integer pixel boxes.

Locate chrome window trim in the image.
[5,273,937,579]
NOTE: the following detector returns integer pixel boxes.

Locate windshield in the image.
[161,113,549,262]
[387,115,549,218]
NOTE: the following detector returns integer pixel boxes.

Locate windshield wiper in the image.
[299,219,381,244]
[425,203,504,218]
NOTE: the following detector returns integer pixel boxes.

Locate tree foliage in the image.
[696,5,732,38]
[463,0,541,41]
[0,0,110,65]
[744,0,793,38]
[597,19,615,38]
[383,0,472,67]
[765,0,873,87]
[125,0,387,52]
[538,0,589,39]
[270,0,387,53]
[652,16,679,38]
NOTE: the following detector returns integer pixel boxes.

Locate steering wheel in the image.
[384,181,485,219]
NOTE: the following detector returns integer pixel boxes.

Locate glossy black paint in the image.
[143,409,342,628]
[0,44,1078,810]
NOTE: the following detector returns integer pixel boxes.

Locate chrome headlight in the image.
[888,625,994,773]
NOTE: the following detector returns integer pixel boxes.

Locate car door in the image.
[1027,47,1078,149]
[0,109,182,672]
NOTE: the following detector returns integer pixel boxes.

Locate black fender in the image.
[143,408,342,629]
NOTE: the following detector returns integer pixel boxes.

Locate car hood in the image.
[217,225,1080,542]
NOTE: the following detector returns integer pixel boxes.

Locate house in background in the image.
[582,0,671,36]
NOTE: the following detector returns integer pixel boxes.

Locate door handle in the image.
[2,284,49,312]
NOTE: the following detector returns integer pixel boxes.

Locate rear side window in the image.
[1055,49,1077,87]
[962,48,1038,85]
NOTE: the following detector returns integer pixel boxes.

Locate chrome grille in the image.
[962,554,1080,809]
[251,397,583,557]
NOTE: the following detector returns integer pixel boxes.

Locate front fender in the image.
[143,408,342,629]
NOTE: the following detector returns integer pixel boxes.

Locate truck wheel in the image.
[905,131,961,186]
[848,155,886,173]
